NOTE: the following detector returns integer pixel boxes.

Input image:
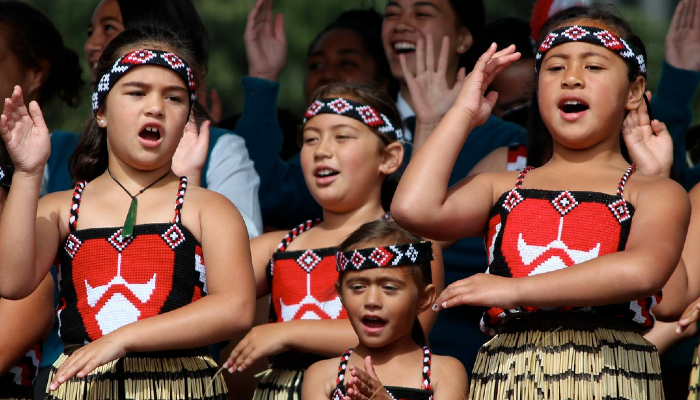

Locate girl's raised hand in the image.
[244,0,287,81]
[400,35,466,127]
[454,43,520,128]
[622,91,672,178]
[48,336,127,391]
[0,86,49,177]
[172,117,211,187]
[344,357,392,400]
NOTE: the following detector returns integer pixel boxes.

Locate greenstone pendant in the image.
[122,197,138,238]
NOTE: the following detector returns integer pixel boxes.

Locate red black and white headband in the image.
[336,241,433,272]
[304,97,404,142]
[92,49,196,115]
[536,25,646,77]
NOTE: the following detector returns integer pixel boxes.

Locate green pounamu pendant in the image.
[122,197,137,238]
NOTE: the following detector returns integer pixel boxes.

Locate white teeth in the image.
[565,101,581,105]
[394,42,416,51]
[145,126,160,132]
[317,169,335,177]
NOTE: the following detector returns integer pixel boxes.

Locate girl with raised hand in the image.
[0,27,255,400]
[392,4,690,399]
[224,82,443,400]
[302,218,465,400]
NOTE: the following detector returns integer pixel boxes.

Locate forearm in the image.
[116,293,254,353]
[514,251,675,308]
[282,319,357,357]
[653,258,691,321]
[410,120,440,157]
[0,172,42,298]
[392,106,477,230]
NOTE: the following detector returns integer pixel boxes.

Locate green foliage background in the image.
[25,0,682,133]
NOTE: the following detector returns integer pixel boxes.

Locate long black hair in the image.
[69,26,200,183]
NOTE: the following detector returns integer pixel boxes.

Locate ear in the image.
[456,27,473,54]
[417,283,436,313]
[379,141,404,176]
[335,281,344,303]
[625,76,646,111]
[21,59,50,104]
[96,109,107,128]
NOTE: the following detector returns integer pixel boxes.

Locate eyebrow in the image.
[87,16,122,29]
[386,0,440,10]
[309,48,364,57]
[545,51,612,61]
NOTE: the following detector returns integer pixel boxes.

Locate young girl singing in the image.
[392,5,690,399]
[0,27,255,400]
[224,82,444,400]
[302,218,466,400]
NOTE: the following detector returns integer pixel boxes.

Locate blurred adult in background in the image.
[0,2,83,399]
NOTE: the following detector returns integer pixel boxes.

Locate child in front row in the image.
[224,82,444,400]
[0,26,255,399]
[302,218,466,400]
[392,4,690,400]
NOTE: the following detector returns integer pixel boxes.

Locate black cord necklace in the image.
[107,168,170,238]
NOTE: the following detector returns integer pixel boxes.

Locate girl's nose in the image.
[313,137,333,159]
[144,95,165,117]
[562,72,584,89]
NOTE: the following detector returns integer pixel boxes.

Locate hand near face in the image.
[400,35,466,127]
[344,357,393,400]
[244,0,287,81]
[432,273,518,311]
[224,323,289,373]
[677,297,700,335]
[453,44,520,128]
[48,336,128,391]
[0,85,49,177]
[622,91,672,178]
[172,117,210,186]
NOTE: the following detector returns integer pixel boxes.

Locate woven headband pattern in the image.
[92,49,196,115]
[304,97,404,141]
[336,241,433,272]
[535,25,646,77]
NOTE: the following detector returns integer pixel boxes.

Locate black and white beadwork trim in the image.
[304,97,404,141]
[536,25,646,77]
[336,241,433,272]
[92,49,196,115]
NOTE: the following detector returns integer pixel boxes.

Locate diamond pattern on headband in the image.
[303,97,403,141]
[535,25,646,77]
[92,49,196,114]
[336,241,433,271]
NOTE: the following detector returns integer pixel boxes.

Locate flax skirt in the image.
[45,349,227,400]
[688,340,700,399]
[469,314,663,400]
[252,368,305,400]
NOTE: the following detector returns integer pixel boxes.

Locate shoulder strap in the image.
[173,176,188,223]
[68,181,87,232]
[336,349,353,386]
[617,165,636,197]
[276,218,321,252]
[421,346,432,390]
[514,167,534,189]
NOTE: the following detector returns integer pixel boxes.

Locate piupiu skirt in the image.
[687,339,700,399]
[252,368,304,400]
[470,313,663,400]
[45,347,227,400]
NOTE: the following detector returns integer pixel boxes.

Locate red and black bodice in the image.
[481,165,659,334]
[57,177,207,345]
[266,219,347,323]
[331,347,433,400]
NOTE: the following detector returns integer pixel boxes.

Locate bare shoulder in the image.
[624,173,689,208]
[302,357,339,400]
[430,354,468,396]
[251,229,289,253]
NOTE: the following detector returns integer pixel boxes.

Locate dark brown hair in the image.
[337,218,432,347]
[69,26,200,183]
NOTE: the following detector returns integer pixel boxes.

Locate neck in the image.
[320,201,386,232]
[104,160,175,193]
[352,334,420,367]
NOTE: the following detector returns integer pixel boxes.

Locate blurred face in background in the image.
[85,0,125,80]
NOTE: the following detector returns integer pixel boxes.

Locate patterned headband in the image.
[304,97,404,142]
[336,241,433,272]
[92,49,196,115]
[535,25,646,77]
